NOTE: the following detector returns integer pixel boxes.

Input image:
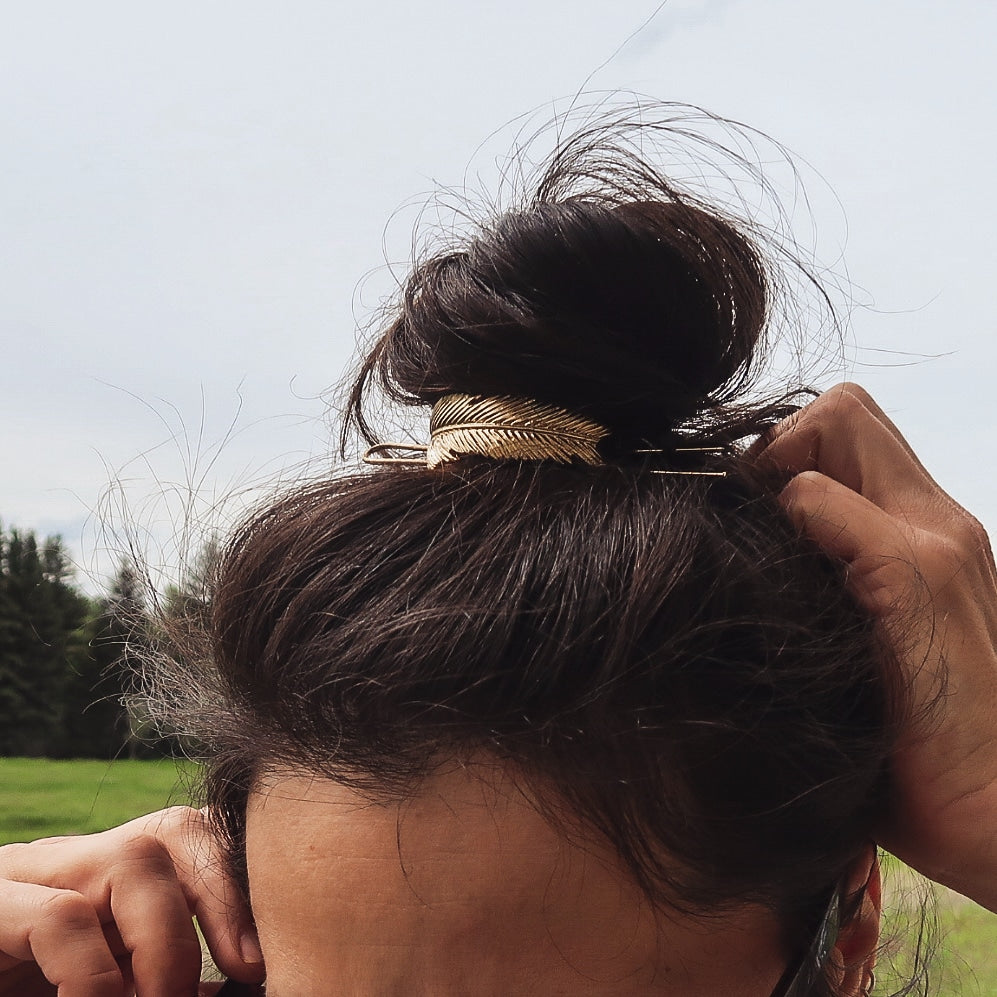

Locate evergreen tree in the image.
[59,558,140,759]
[0,525,134,757]
[0,522,206,758]
[0,530,65,754]
[0,524,27,751]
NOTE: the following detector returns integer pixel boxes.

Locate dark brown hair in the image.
[150,110,911,995]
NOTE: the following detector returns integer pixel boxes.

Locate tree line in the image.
[0,522,175,758]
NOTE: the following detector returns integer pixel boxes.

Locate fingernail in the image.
[239,926,264,964]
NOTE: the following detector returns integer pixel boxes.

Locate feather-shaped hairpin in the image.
[363,393,725,476]
[428,394,607,467]
[363,393,608,468]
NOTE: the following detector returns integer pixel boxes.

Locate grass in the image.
[930,898,997,995]
[1,759,996,994]
[877,857,997,996]
[0,756,196,845]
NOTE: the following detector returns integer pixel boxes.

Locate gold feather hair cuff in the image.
[362,393,727,476]
[363,393,608,468]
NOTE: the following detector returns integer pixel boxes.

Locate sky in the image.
[2,0,995,591]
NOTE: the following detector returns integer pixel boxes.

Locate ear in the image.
[833,844,881,996]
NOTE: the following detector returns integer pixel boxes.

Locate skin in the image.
[0,382,989,994]
[0,808,264,997]
[758,383,997,907]
[245,765,788,997]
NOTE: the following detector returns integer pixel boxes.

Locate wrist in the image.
[889,784,997,912]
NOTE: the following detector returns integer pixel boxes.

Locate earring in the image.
[861,968,876,996]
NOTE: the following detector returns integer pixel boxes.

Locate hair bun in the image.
[348,122,798,454]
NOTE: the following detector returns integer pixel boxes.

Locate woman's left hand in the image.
[0,807,265,996]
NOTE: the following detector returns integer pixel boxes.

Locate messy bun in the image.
[152,108,902,997]
[348,116,810,457]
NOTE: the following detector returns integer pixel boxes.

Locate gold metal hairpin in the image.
[633,448,729,478]
[363,443,430,466]
[364,394,607,468]
[362,394,727,477]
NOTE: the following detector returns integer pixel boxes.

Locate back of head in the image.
[158,110,898,994]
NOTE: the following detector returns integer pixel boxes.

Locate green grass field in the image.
[876,855,997,996]
[1,758,996,994]
[0,756,196,844]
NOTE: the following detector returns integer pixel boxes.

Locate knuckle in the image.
[792,383,870,439]
[952,510,988,549]
[121,805,204,852]
[46,966,124,997]
[835,381,873,405]
[781,470,828,503]
[0,841,28,874]
[118,833,165,862]
[115,834,177,878]
[913,531,972,585]
[913,529,949,563]
[147,805,202,837]
[823,383,868,420]
[161,804,201,822]
[43,971,119,997]
[37,889,96,931]
[162,933,204,964]
[791,469,826,487]
[88,967,126,992]
[55,966,124,997]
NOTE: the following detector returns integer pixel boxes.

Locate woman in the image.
[1,114,994,997]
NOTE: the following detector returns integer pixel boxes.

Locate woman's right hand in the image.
[0,806,265,996]
[758,383,997,909]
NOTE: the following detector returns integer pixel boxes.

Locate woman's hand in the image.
[758,383,997,909]
[0,806,265,996]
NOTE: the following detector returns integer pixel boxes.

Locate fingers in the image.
[771,382,924,463]
[758,383,948,519]
[0,807,265,997]
[1,823,201,997]
[0,880,123,997]
[761,382,997,906]
[142,809,264,982]
[779,471,923,617]
[766,383,993,604]
[105,835,203,997]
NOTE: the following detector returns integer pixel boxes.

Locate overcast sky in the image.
[3,0,995,590]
